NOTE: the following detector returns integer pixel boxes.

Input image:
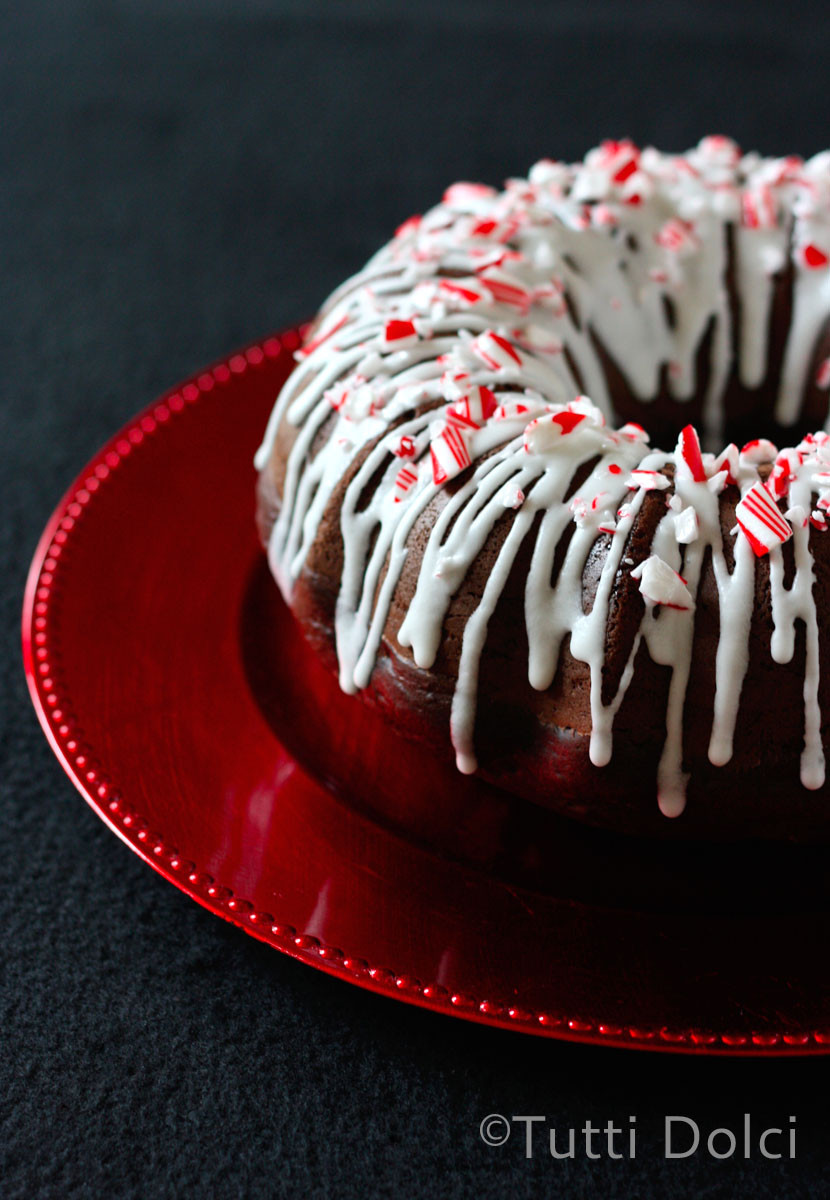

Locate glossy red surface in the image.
[22,326,830,1055]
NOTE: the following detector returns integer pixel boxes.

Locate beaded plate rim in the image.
[21,324,830,1057]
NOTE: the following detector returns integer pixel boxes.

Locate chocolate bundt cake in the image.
[256,138,830,838]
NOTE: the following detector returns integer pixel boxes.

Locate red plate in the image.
[22,326,830,1055]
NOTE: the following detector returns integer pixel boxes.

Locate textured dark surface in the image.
[4,2,830,1196]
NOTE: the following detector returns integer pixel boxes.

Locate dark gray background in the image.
[3,2,830,1196]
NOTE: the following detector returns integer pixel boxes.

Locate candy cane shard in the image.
[625,469,670,491]
[381,319,420,349]
[469,330,523,371]
[631,556,695,610]
[430,421,472,485]
[393,465,420,503]
[735,481,793,556]
[676,424,707,483]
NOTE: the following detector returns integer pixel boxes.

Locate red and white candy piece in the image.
[528,158,569,188]
[381,319,419,350]
[697,134,741,165]
[500,483,525,510]
[391,434,417,459]
[591,203,619,228]
[594,138,641,184]
[430,421,472,485]
[741,185,777,230]
[492,398,540,422]
[673,506,699,544]
[437,278,488,307]
[446,386,497,431]
[570,492,609,527]
[439,370,471,401]
[787,503,830,532]
[631,556,694,611]
[800,430,830,458]
[676,424,707,482]
[478,268,532,312]
[325,376,381,420]
[441,181,498,212]
[394,214,422,239]
[625,469,671,491]
[469,330,523,372]
[617,422,649,443]
[468,246,524,271]
[739,438,779,464]
[768,447,804,498]
[802,243,829,270]
[470,215,521,243]
[654,218,699,254]
[393,464,419,503]
[712,443,739,486]
[523,409,587,454]
[735,481,793,556]
[566,395,605,426]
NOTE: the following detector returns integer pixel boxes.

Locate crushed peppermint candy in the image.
[392,464,419,503]
[655,218,699,254]
[673,506,700,543]
[523,409,589,454]
[631,556,695,610]
[440,370,471,401]
[739,438,779,465]
[441,181,498,211]
[735,481,793,555]
[325,376,383,421]
[446,386,497,431]
[712,443,739,486]
[676,424,707,482]
[392,434,417,459]
[802,243,829,269]
[394,213,421,239]
[570,492,608,526]
[500,483,526,509]
[626,468,671,491]
[768,447,804,497]
[437,278,487,307]
[430,420,472,485]
[469,330,523,371]
[381,318,420,350]
[479,268,532,311]
[741,184,777,229]
[617,422,650,443]
[492,400,531,421]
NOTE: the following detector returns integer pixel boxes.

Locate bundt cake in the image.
[255,137,830,838]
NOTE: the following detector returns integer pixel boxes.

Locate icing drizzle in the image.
[256,138,830,816]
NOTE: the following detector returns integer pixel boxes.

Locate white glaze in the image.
[257,139,830,815]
